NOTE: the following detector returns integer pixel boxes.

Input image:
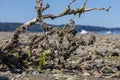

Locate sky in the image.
[0,0,120,28]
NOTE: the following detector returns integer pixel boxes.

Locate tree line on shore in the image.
[1,22,119,32]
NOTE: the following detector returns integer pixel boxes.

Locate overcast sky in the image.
[0,0,120,28]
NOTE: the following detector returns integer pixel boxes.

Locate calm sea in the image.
[97,31,120,34]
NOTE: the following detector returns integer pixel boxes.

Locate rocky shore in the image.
[0,31,120,80]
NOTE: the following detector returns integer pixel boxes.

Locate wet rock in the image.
[0,76,10,80]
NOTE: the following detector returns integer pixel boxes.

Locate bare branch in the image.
[40,21,53,31]
[42,3,50,12]
[83,0,88,7]
[35,0,43,19]
[43,0,109,20]
[106,6,111,12]
[2,18,37,51]
[85,7,111,12]
[68,0,76,8]
[43,7,109,19]
[35,0,51,31]
[2,0,111,52]
[70,19,75,28]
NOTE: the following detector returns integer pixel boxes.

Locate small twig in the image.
[83,0,88,7]
[68,0,76,8]
[85,6,111,12]
[106,6,111,12]
[42,3,50,12]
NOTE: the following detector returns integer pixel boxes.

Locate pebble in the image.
[15,74,22,78]
[32,70,39,75]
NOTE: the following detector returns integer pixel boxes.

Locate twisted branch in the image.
[36,0,52,31]
[42,3,50,12]
[1,0,111,52]
[1,18,38,51]
[85,6,111,12]
[43,0,110,19]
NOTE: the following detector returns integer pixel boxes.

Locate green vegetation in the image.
[37,51,46,71]
[23,50,31,66]
[8,49,19,58]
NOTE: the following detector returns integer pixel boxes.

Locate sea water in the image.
[97,31,120,34]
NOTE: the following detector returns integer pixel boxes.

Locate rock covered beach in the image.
[0,31,120,80]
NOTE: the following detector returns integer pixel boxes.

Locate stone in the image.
[92,70,102,77]
[32,70,39,75]
[15,74,22,78]
[0,76,10,80]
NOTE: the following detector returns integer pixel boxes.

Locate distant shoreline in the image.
[1,22,120,33]
[0,30,120,34]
